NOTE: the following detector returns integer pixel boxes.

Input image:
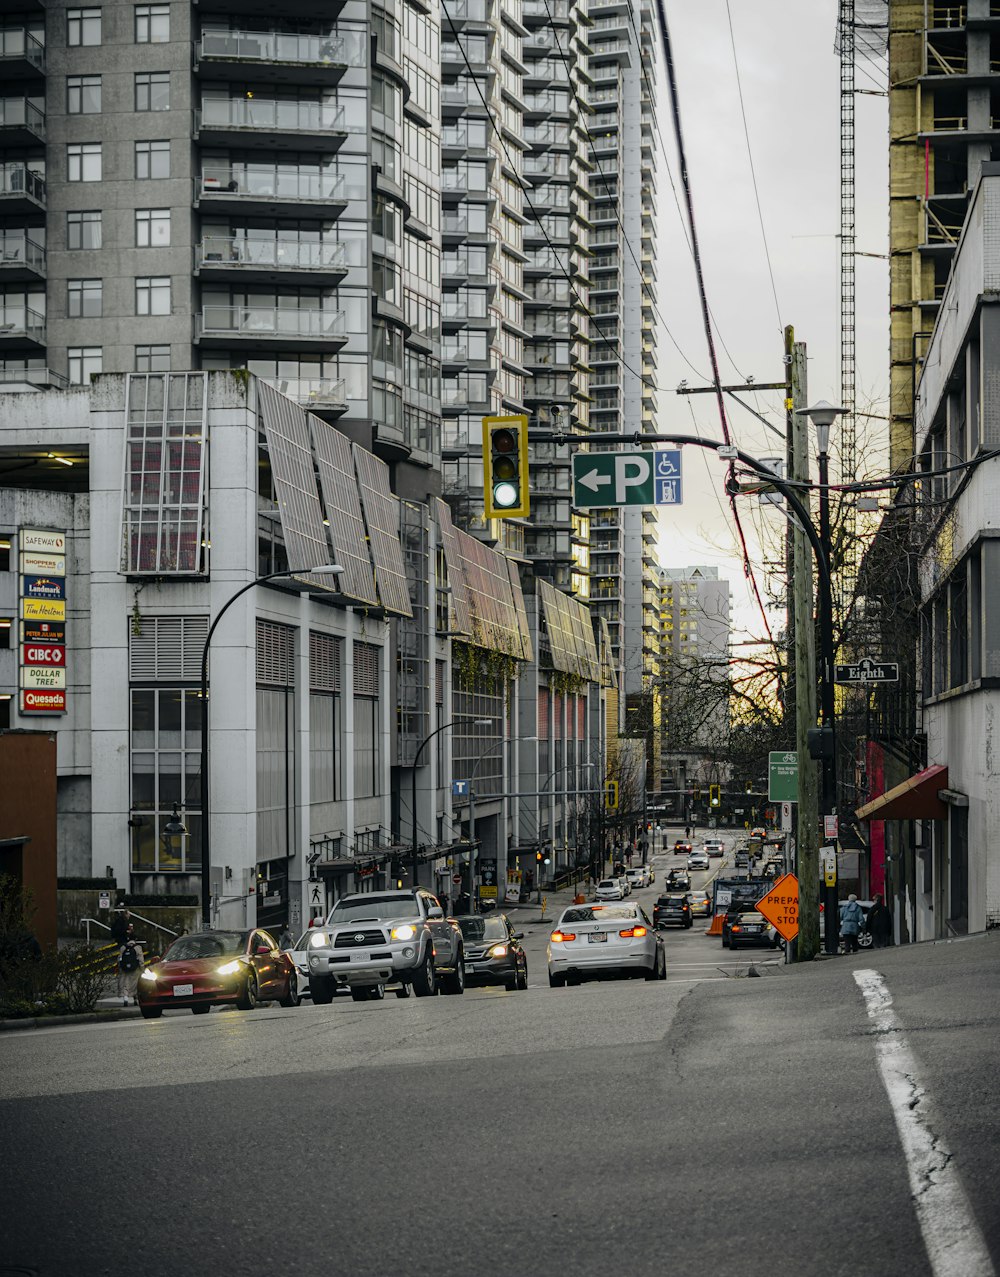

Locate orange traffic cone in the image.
[705,913,724,936]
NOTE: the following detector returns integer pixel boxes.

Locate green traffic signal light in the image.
[483,415,529,518]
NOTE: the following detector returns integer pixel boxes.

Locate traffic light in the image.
[483,414,529,518]
[604,780,619,811]
[536,851,543,862]
[709,784,721,808]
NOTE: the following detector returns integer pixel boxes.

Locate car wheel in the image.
[730,941,738,952]
[236,972,258,1011]
[548,971,565,988]
[395,983,411,999]
[351,987,370,1002]
[644,954,660,981]
[310,977,334,1005]
[858,931,874,949]
[516,963,528,991]
[191,1004,211,1015]
[722,936,730,949]
[139,1005,162,1019]
[658,949,668,979]
[440,953,466,996]
[367,983,385,1001]
[278,976,300,1008]
[412,950,437,997]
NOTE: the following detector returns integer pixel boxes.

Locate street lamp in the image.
[797,400,843,954]
[199,563,344,928]
[410,717,494,888]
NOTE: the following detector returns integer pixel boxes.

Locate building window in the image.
[135,344,170,371]
[130,687,202,873]
[67,143,102,183]
[67,7,102,45]
[67,278,102,318]
[136,276,170,315]
[135,71,170,112]
[135,140,170,179]
[67,210,102,250]
[135,3,169,42]
[135,208,170,247]
[68,346,102,383]
[67,74,101,114]
[353,642,381,799]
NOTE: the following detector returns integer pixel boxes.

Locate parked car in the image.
[306,889,465,1003]
[548,902,666,986]
[138,929,298,1017]
[596,878,625,901]
[687,850,710,871]
[728,911,778,951]
[455,913,527,990]
[653,894,692,929]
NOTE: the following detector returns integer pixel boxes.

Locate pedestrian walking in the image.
[278,924,294,950]
[840,894,865,954]
[109,906,130,949]
[865,893,892,948]
[117,924,144,1006]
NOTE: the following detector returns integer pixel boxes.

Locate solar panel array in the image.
[598,617,618,688]
[433,499,472,638]
[353,445,412,618]
[538,579,600,682]
[257,380,336,592]
[453,524,532,661]
[310,419,378,607]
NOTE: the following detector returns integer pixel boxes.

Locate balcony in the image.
[0,304,45,348]
[195,304,346,351]
[195,0,347,19]
[0,98,44,145]
[195,29,362,85]
[195,235,348,284]
[195,98,347,151]
[0,163,44,213]
[0,365,66,391]
[197,165,348,218]
[0,27,45,76]
[0,233,45,281]
[261,375,347,415]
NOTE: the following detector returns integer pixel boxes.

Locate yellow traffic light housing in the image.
[604,781,619,811]
[709,784,721,808]
[483,414,529,518]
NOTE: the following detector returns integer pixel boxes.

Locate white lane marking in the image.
[854,969,994,1277]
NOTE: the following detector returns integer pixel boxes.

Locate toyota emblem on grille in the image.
[355,933,365,942]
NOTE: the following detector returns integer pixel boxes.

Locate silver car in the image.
[547,902,666,987]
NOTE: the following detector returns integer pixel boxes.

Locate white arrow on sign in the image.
[616,455,650,502]
[577,468,612,493]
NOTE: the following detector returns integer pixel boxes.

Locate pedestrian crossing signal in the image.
[483,415,529,518]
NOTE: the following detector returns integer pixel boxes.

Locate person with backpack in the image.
[117,924,144,1006]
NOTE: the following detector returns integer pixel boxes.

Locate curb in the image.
[0,1006,143,1033]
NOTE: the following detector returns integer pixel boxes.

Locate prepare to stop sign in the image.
[754,872,799,942]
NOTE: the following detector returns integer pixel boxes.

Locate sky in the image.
[648,0,889,640]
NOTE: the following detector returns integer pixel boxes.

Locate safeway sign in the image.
[754,873,799,942]
[572,450,683,508]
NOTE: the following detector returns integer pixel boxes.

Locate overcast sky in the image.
[648,0,889,638]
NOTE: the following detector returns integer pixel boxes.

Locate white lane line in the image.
[854,969,994,1277]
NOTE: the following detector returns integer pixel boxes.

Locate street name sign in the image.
[768,751,798,803]
[754,873,799,942]
[572,450,682,508]
[834,656,899,684]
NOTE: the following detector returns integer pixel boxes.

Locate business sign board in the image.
[20,620,65,645]
[21,666,66,689]
[21,643,65,667]
[20,552,65,576]
[21,597,66,622]
[21,574,66,601]
[19,529,66,554]
[20,688,67,715]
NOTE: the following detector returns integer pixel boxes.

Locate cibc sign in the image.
[18,530,67,716]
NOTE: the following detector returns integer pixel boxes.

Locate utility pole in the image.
[784,326,796,730]
[789,340,821,960]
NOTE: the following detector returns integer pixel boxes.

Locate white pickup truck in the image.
[306,889,465,1003]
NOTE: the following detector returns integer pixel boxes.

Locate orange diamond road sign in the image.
[755,873,799,942]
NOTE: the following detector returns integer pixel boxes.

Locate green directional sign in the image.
[572,452,654,507]
[768,751,798,803]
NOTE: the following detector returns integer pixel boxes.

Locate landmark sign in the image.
[572,451,683,508]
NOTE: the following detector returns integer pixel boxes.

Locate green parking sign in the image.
[768,751,798,803]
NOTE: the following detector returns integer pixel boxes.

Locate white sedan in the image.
[595,878,624,901]
[548,902,667,987]
[687,851,710,871]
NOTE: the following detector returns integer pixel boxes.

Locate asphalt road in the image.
[2,833,997,1277]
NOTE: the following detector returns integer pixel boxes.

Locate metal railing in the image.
[0,233,45,272]
[196,235,347,272]
[197,99,346,133]
[0,365,67,388]
[261,375,346,408]
[0,98,46,138]
[0,28,45,70]
[198,29,364,67]
[81,907,179,946]
[196,305,346,339]
[200,165,346,202]
[0,163,45,204]
[0,305,45,341]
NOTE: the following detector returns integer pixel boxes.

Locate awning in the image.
[855,764,949,821]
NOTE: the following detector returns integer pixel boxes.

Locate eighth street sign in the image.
[834,656,900,684]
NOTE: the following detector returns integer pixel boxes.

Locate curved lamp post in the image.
[410,716,493,886]
[199,564,344,927]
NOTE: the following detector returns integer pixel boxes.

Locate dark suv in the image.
[654,894,692,929]
[455,913,527,990]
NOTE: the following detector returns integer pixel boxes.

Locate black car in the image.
[728,911,776,951]
[653,894,692,929]
[666,869,691,891]
[455,913,527,991]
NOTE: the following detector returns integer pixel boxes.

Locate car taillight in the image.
[550,931,576,943]
[619,926,647,938]
[732,926,742,933]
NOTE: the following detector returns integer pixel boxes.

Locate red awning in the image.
[855,764,949,821]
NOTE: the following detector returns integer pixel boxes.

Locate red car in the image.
[138,928,298,1018]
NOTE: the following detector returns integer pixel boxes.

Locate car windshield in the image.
[329,895,421,922]
[738,912,765,922]
[561,905,636,924]
[665,895,688,904]
[457,917,508,942]
[163,932,246,961]
[597,880,617,888]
